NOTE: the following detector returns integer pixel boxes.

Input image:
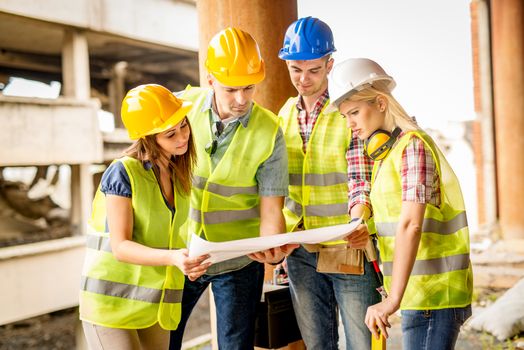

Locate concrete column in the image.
[196,2,301,349]
[470,0,497,230]
[62,29,93,235]
[196,0,297,113]
[108,61,128,129]
[491,0,524,239]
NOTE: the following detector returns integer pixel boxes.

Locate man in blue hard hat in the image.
[277,16,381,349]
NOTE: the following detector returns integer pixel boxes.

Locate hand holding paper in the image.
[188,218,362,264]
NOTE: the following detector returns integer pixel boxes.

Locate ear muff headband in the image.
[364,127,402,160]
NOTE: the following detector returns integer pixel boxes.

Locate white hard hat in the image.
[327,58,396,111]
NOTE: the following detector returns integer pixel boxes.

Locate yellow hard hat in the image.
[205,27,265,87]
[121,84,192,140]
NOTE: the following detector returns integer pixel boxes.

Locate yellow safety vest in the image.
[371,131,473,310]
[80,156,188,330]
[279,97,351,244]
[182,87,279,242]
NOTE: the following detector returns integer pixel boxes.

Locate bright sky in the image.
[298,0,475,130]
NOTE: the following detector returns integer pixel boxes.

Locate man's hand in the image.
[248,243,299,264]
[344,223,369,249]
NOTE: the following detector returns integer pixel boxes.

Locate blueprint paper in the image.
[188,219,362,264]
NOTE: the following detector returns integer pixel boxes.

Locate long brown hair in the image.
[123,120,196,195]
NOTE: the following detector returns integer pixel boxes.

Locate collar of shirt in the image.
[142,160,153,170]
[202,89,253,129]
[295,89,330,117]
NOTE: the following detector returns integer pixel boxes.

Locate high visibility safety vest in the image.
[182,87,279,242]
[371,131,473,310]
[279,97,351,244]
[79,156,188,330]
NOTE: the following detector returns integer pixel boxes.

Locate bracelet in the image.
[268,256,286,266]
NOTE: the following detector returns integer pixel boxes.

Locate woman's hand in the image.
[248,243,299,264]
[171,249,211,281]
[365,297,400,339]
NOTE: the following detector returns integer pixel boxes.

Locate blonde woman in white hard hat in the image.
[328,58,473,350]
[79,84,211,349]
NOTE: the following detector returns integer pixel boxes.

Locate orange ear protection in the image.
[364,127,401,160]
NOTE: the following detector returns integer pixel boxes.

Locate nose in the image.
[347,116,356,129]
[234,90,248,106]
[175,126,190,143]
[299,72,309,84]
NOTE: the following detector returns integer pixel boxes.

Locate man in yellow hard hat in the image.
[169,27,295,350]
[277,17,381,349]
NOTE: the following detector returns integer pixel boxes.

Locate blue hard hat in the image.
[278,16,336,60]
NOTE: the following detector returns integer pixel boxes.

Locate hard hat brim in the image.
[212,69,265,87]
[326,77,396,114]
[278,49,335,61]
[130,100,193,140]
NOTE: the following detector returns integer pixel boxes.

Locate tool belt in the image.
[296,221,377,275]
[303,243,365,275]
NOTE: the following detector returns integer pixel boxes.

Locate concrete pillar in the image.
[108,61,128,129]
[470,0,497,231]
[196,2,301,349]
[196,0,297,113]
[491,0,524,239]
[62,29,93,236]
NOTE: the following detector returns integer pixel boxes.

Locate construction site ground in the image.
[1,233,523,349]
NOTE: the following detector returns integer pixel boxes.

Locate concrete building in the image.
[1,0,523,349]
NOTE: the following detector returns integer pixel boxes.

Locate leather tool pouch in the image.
[316,246,364,275]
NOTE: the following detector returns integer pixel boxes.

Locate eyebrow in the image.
[343,107,358,115]
[289,64,322,71]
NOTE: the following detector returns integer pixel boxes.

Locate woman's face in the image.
[155,117,191,156]
[338,98,385,140]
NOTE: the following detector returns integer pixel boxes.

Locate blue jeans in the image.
[169,261,264,350]
[401,305,472,350]
[287,246,381,350]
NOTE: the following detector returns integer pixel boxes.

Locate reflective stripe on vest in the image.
[376,211,468,237]
[182,86,279,242]
[190,207,260,224]
[288,172,347,186]
[371,131,473,310]
[285,197,348,217]
[80,156,187,330]
[81,276,183,304]
[193,175,258,196]
[382,253,470,276]
[279,97,351,244]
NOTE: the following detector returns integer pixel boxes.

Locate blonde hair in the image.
[348,84,419,132]
[124,121,196,195]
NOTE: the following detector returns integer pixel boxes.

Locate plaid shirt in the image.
[400,133,441,206]
[296,90,373,212]
[295,90,329,150]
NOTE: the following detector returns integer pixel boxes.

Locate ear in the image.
[326,57,334,74]
[376,95,387,112]
[206,73,214,87]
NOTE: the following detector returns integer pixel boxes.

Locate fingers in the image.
[345,226,370,249]
[365,306,391,340]
[248,247,290,264]
[281,243,299,255]
[375,314,390,339]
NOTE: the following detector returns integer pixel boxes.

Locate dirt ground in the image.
[1,286,523,350]
[0,290,210,350]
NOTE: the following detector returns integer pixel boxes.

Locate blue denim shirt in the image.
[198,90,289,274]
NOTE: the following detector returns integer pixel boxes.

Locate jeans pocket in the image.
[453,305,473,324]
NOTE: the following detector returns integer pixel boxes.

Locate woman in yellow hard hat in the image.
[79,84,211,349]
[328,58,473,350]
